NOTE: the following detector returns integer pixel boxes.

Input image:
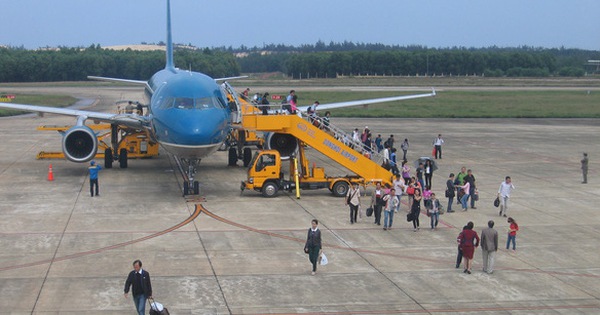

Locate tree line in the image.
[0,43,597,82]
[238,48,597,78]
[0,45,240,82]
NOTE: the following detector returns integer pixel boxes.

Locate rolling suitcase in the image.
[149,298,170,315]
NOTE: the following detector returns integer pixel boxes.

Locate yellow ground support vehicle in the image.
[36,124,159,167]
[241,144,365,198]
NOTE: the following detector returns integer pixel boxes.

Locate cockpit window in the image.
[156,96,225,110]
[157,97,174,110]
[175,97,195,109]
[195,96,222,109]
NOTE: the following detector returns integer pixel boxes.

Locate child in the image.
[506,217,519,251]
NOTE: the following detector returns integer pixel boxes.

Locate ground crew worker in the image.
[581,153,588,184]
[89,161,102,197]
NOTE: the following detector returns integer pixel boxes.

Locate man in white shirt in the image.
[497,176,515,217]
[433,134,445,159]
[392,175,406,213]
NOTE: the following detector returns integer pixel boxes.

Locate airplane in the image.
[0,0,435,195]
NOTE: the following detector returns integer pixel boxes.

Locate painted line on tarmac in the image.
[239,303,600,314]
[199,207,600,279]
[0,204,202,272]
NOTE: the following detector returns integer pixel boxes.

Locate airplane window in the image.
[158,97,175,110]
[194,97,224,110]
[175,97,194,109]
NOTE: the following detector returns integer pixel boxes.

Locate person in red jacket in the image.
[459,221,480,274]
[506,217,519,251]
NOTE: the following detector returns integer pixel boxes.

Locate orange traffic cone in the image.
[48,164,54,181]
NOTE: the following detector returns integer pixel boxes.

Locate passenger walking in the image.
[427,193,440,229]
[88,160,102,197]
[458,180,470,211]
[424,159,434,189]
[581,153,588,184]
[456,225,468,268]
[460,221,480,274]
[506,217,519,251]
[375,134,383,153]
[401,160,411,185]
[481,220,498,274]
[410,188,422,231]
[383,188,399,230]
[433,134,444,159]
[446,173,456,212]
[464,169,477,209]
[371,182,384,225]
[497,176,516,217]
[400,138,409,161]
[304,219,322,275]
[392,175,406,213]
[124,260,153,315]
[346,183,361,224]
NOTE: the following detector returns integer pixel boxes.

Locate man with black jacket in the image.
[124,260,152,315]
[464,169,477,209]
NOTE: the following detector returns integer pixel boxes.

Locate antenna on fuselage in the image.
[165,0,176,72]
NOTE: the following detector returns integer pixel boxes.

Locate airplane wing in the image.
[296,88,436,112]
[215,75,248,82]
[87,76,148,86]
[0,102,149,130]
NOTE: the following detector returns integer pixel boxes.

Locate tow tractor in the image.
[241,143,364,198]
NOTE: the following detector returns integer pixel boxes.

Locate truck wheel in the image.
[228,147,237,166]
[261,181,279,198]
[243,148,252,167]
[332,181,350,197]
[104,148,113,169]
[119,148,128,168]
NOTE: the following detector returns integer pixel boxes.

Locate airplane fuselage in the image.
[144,69,230,160]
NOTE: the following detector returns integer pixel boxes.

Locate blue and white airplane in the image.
[0,0,434,195]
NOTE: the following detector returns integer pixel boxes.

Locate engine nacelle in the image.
[264,132,298,160]
[62,126,98,163]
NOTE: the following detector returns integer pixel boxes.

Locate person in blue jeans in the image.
[124,260,152,315]
[428,193,440,229]
[383,188,399,230]
[446,173,456,212]
[506,217,519,251]
[458,181,470,211]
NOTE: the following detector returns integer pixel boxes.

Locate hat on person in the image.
[90,161,95,165]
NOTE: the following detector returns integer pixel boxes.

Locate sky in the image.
[1,0,599,50]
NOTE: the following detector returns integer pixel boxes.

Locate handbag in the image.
[366,206,373,217]
[406,212,414,222]
[445,189,450,198]
[494,197,500,207]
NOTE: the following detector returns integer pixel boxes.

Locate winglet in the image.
[165,0,175,72]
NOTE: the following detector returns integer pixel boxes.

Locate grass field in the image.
[296,90,600,118]
[1,76,599,118]
[0,94,77,117]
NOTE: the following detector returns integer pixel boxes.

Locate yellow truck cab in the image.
[241,148,364,198]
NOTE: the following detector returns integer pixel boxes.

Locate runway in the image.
[0,86,599,314]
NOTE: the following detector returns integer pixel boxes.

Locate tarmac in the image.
[1,86,600,314]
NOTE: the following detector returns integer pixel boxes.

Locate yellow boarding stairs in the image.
[241,108,395,187]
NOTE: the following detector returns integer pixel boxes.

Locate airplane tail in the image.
[165,0,175,72]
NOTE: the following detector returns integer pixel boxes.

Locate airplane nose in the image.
[174,110,228,144]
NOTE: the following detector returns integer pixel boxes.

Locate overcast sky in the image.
[2,0,599,50]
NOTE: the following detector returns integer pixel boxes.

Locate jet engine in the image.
[263,132,298,159]
[62,126,98,163]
